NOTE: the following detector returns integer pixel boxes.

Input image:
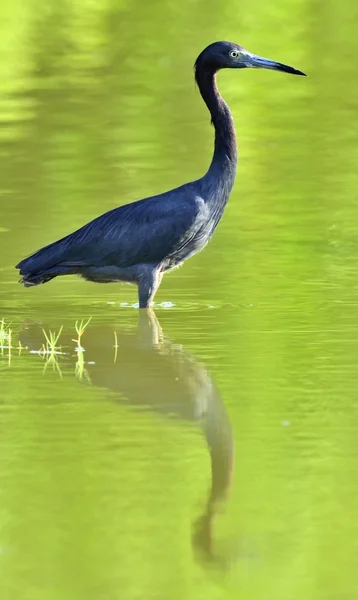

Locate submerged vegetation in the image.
[73,318,92,382]
[0,317,100,378]
[0,319,12,365]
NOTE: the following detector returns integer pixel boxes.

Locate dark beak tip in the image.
[286,66,307,77]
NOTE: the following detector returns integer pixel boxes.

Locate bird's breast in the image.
[162,209,218,271]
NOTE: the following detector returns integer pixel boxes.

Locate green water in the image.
[1,1,358,598]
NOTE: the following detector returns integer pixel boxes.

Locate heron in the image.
[16,41,306,308]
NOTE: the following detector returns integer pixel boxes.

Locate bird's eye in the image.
[229,50,239,58]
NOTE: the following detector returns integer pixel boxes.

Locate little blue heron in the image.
[16,41,305,308]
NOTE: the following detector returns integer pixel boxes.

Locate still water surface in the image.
[1,1,358,599]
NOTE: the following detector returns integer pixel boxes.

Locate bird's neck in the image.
[196,69,238,203]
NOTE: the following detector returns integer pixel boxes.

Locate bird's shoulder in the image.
[111,183,205,222]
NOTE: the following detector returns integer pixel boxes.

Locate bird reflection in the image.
[20,310,234,563]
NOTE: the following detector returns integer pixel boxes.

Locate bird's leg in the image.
[137,308,164,346]
[138,268,163,309]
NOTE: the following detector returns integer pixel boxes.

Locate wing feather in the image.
[25,185,205,271]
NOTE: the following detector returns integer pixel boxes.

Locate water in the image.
[1,2,358,598]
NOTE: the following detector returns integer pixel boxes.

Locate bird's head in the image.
[195,41,306,77]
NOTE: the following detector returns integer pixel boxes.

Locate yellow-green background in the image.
[0,1,358,598]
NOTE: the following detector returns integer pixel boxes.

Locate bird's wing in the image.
[56,188,206,268]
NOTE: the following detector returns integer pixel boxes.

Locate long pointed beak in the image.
[245,53,306,76]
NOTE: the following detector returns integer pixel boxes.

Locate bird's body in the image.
[16,41,305,307]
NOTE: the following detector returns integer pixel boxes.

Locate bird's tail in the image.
[16,238,76,287]
[17,264,75,287]
[19,272,56,287]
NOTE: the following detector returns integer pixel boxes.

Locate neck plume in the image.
[195,66,238,202]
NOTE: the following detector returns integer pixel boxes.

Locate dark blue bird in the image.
[16,41,305,308]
